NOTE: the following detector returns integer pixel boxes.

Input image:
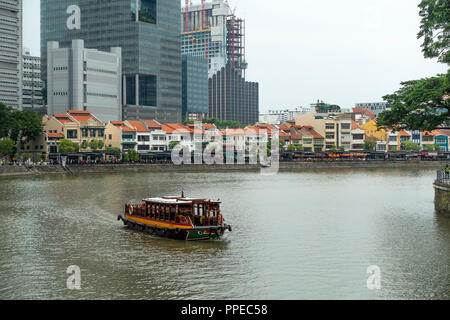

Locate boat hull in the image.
[118,215,230,241]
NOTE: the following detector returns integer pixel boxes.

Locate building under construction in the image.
[181,0,258,124]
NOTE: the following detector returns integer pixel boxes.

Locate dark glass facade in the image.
[182,55,208,119]
[209,63,258,125]
[41,0,181,122]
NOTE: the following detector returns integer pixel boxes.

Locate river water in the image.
[0,168,448,300]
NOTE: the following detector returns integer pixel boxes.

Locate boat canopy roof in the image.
[143,198,192,205]
[143,196,221,205]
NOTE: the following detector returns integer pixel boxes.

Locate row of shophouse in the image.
[358,120,450,152]
[21,109,450,160]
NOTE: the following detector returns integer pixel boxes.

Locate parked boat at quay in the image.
[118,194,232,241]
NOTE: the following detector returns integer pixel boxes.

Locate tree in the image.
[58,139,78,154]
[364,140,376,151]
[424,144,439,151]
[0,138,15,158]
[106,146,121,153]
[0,103,43,142]
[377,74,450,131]
[89,140,104,151]
[287,144,296,152]
[418,0,450,65]
[401,140,421,151]
[287,144,303,152]
[124,149,139,162]
[377,1,450,132]
[169,140,181,150]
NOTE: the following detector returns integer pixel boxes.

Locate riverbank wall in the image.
[434,180,450,217]
[1,161,450,178]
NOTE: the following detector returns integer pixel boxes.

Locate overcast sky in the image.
[23,0,448,113]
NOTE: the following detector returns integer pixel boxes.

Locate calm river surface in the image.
[0,168,449,300]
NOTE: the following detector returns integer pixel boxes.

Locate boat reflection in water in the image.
[118,193,232,241]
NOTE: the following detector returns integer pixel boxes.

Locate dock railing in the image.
[436,169,450,185]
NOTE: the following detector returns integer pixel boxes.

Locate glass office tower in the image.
[182,55,208,120]
[41,0,181,122]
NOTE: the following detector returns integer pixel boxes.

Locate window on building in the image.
[132,0,157,24]
[67,130,77,139]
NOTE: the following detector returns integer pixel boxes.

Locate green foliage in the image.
[401,140,421,151]
[0,138,15,158]
[377,1,450,132]
[418,0,450,65]
[139,10,156,24]
[287,144,303,152]
[58,139,79,154]
[279,139,286,150]
[364,140,376,151]
[377,73,450,131]
[124,149,139,162]
[106,146,121,153]
[0,103,43,142]
[424,144,440,151]
[89,140,105,151]
[169,140,181,150]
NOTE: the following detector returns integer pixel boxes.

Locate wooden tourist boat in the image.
[118,194,232,241]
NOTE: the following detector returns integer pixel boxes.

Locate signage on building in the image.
[66,5,81,30]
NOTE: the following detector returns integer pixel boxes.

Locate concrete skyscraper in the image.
[0,0,22,109]
[41,0,182,122]
[46,40,122,123]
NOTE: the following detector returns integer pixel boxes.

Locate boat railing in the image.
[436,169,450,185]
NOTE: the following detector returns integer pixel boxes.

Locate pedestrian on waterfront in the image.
[446,165,449,178]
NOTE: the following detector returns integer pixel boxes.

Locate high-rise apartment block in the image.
[47,40,122,123]
[22,48,44,111]
[0,0,22,109]
[41,0,182,122]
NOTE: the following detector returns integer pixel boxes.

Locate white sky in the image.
[23,0,448,113]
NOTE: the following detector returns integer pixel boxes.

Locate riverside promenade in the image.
[1,160,450,178]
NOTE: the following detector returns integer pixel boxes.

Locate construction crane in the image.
[184,0,189,32]
[224,0,237,68]
[201,0,206,29]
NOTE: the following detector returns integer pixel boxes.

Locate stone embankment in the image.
[1,161,450,178]
[433,170,450,217]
